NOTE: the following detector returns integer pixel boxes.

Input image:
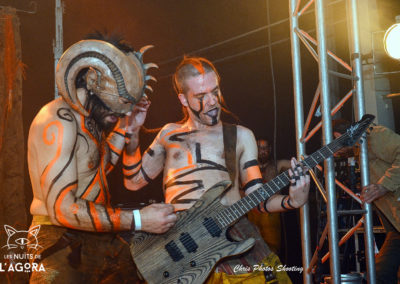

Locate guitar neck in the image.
[214,132,350,228]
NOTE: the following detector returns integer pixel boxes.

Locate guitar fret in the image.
[315,151,323,161]
[281,173,290,183]
[246,195,257,207]
[225,210,233,223]
[277,175,286,186]
[258,187,270,201]
[271,179,279,191]
[242,198,252,210]
[326,146,334,154]
[232,203,241,217]
[249,192,261,204]
[302,158,312,169]
[265,184,275,196]
[252,190,267,204]
[236,202,246,215]
[321,148,331,158]
[310,155,318,164]
[227,206,238,220]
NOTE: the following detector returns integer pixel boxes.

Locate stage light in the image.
[384,16,400,60]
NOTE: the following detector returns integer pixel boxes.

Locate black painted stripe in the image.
[123,160,141,170]
[242,178,263,192]
[243,159,258,170]
[86,200,97,232]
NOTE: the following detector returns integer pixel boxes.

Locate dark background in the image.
[1,0,400,282]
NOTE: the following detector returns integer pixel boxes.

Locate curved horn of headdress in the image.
[56,40,140,116]
[136,45,154,60]
[134,45,158,97]
[144,63,159,71]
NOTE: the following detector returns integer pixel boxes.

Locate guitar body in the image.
[131,181,255,284]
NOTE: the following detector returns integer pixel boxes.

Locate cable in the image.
[158,20,287,67]
[157,0,345,68]
[266,0,278,175]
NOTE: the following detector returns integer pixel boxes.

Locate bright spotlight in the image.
[384,16,400,60]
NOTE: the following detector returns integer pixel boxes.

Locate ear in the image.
[333,131,341,139]
[28,225,41,237]
[178,93,188,107]
[4,225,17,237]
[85,67,100,92]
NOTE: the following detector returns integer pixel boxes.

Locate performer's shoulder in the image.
[30,98,77,130]
[158,123,185,135]
[236,124,256,139]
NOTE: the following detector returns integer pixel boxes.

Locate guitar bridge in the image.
[203,217,222,237]
[165,240,184,262]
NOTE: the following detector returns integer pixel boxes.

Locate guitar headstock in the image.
[342,114,375,146]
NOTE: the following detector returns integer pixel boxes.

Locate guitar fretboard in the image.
[214,132,351,228]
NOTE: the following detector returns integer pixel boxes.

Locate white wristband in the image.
[133,209,142,231]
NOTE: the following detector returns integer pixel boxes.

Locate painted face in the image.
[87,95,124,133]
[96,90,134,115]
[183,71,222,126]
[257,140,271,163]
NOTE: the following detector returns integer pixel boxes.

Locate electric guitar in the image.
[130,114,375,284]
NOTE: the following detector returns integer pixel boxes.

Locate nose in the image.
[205,93,217,106]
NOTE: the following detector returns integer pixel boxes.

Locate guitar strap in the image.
[222,122,237,186]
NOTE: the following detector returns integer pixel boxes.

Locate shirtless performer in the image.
[123,56,310,283]
[27,36,176,283]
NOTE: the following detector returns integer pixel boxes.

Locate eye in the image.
[15,238,28,245]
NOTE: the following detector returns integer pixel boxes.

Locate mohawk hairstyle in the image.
[171,56,240,125]
[84,30,134,53]
[172,56,220,95]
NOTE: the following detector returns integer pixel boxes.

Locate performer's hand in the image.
[360,184,388,203]
[288,158,310,208]
[140,203,177,234]
[123,96,151,133]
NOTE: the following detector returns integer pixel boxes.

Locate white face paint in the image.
[182,71,222,126]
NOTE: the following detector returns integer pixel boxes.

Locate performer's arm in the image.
[237,126,310,212]
[29,111,175,233]
[123,128,167,190]
[361,126,400,203]
[104,121,129,174]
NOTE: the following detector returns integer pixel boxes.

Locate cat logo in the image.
[2,225,42,250]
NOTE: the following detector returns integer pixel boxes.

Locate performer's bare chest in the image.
[74,128,110,198]
[162,128,234,209]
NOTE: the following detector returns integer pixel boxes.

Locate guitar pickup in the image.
[165,240,184,262]
[203,217,222,237]
[179,232,198,253]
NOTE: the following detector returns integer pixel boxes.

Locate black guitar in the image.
[130,114,375,284]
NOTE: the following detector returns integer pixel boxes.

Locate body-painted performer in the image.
[123,56,310,283]
[27,36,176,283]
